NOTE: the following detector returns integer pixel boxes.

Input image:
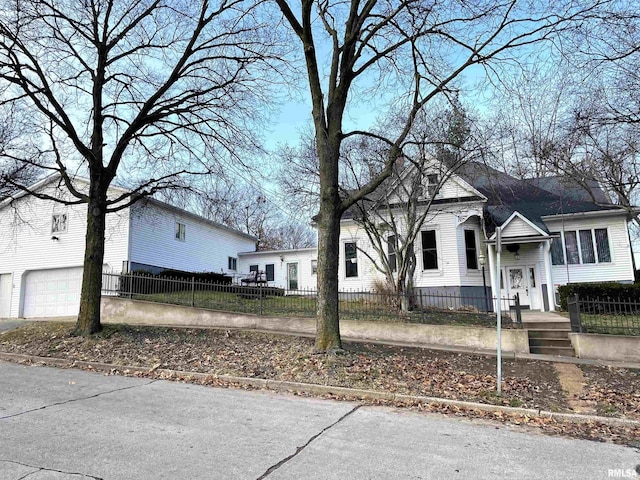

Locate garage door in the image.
[23,267,84,318]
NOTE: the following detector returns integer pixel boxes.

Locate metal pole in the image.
[496,227,502,396]
[191,276,195,307]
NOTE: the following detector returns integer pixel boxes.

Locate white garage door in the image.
[23,267,84,318]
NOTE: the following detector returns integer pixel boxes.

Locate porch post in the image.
[543,240,555,311]
[487,243,498,313]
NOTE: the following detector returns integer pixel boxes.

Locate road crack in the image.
[2,459,104,479]
[256,404,361,479]
[0,380,157,420]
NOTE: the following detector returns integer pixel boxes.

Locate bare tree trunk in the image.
[74,194,107,336]
[315,207,342,351]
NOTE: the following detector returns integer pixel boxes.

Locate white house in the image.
[237,248,317,291]
[0,175,257,318]
[240,162,635,312]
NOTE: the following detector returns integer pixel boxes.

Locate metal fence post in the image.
[514,293,522,327]
[128,272,133,299]
[259,283,263,316]
[191,276,195,307]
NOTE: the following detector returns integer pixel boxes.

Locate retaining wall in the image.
[101,296,530,354]
[568,332,640,363]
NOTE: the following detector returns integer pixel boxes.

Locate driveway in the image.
[0,361,637,479]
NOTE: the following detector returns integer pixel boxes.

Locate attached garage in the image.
[22,267,84,318]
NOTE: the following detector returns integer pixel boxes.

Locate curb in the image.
[1,351,638,429]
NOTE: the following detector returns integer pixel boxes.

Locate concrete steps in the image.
[524,321,574,356]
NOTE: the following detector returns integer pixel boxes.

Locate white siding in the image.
[544,214,634,286]
[238,248,318,290]
[129,201,256,275]
[0,184,129,318]
[502,216,542,238]
[338,203,486,291]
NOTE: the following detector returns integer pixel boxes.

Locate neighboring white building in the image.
[237,248,318,290]
[0,175,257,318]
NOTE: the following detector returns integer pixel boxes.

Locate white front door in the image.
[23,267,84,318]
[0,274,11,318]
[507,266,530,307]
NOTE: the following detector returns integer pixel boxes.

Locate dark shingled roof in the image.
[455,162,621,235]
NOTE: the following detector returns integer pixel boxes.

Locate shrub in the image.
[557,282,640,310]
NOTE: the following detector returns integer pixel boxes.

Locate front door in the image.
[287,263,298,290]
[507,266,530,307]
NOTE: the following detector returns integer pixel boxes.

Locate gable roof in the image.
[455,162,625,235]
[0,172,257,241]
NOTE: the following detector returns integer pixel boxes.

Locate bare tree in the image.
[274,0,606,351]
[0,0,279,335]
[353,103,479,311]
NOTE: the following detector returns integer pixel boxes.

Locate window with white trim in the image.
[51,213,68,234]
[464,230,478,269]
[550,229,611,265]
[175,222,186,241]
[265,264,275,281]
[426,174,439,197]
[228,257,237,271]
[421,230,438,270]
[344,242,358,278]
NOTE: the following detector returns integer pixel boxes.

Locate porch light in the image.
[478,252,486,267]
[514,252,520,261]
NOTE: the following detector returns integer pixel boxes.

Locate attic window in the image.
[51,214,68,234]
[427,174,439,197]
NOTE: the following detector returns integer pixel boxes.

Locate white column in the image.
[487,243,498,312]
[543,240,555,311]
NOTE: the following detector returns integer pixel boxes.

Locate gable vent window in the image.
[51,213,68,234]
[175,222,186,241]
[426,174,439,197]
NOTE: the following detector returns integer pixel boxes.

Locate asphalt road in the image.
[0,362,638,480]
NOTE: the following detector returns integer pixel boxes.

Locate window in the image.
[249,264,258,272]
[551,229,612,266]
[51,213,68,234]
[595,229,611,263]
[551,234,565,265]
[579,229,596,264]
[529,267,536,287]
[387,235,397,272]
[426,174,439,197]
[175,222,185,241]
[464,230,478,269]
[265,264,274,281]
[311,259,317,275]
[344,242,358,278]
[228,257,237,271]
[421,230,438,270]
[564,231,580,265]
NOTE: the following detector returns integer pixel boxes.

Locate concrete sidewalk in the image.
[1,361,638,480]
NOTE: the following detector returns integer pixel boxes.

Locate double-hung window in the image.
[344,242,358,278]
[421,230,438,270]
[464,230,478,269]
[175,222,186,241]
[51,213,68,234]
[387,235,397,272]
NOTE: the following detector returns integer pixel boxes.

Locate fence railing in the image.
[567,294,640,336]
[101,272,521,328]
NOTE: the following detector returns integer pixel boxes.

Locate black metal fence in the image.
[567,294,640,336]
[101,272,521,328]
